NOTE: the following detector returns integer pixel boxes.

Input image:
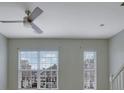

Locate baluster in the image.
[114,78,116,89]
[111,76,113,90]
[120,74,122,89]
[117,77,119,90]
[118,76,120,90]
[115,78,117,89]
[113,80,115,90]
[114,79,116,90]
[120,72,123,89]
[119,74,121,89]
[118,75,120,90]
[122,70,124,89]
[111,80,114,89]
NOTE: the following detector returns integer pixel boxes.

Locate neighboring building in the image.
[18,60,33,88]
[40,64,57,88]
[19,60,57,89]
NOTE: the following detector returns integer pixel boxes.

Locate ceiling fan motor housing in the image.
[23,16,32,28]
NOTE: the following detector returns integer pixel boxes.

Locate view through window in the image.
[83,51,97,90]
[18,50,58,89]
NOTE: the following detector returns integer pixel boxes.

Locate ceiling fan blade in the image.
[29,7,43,21]
[31,22,43,34]
[0,20,23,23]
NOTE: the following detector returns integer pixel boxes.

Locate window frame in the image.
[83,50,97,90]
[17,48,59,90]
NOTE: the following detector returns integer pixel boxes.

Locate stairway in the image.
[111,65,124,90]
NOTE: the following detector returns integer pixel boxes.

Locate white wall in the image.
[0,33,8,89]
[109,30,124,76]
[8,39,109,90]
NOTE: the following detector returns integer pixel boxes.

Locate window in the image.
[83,51,97,89]
[18,50,59,89]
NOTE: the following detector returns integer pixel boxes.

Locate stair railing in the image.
[111,65,124,90]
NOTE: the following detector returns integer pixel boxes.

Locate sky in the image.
[20,51,58,70]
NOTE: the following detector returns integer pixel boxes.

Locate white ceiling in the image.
[0,2,124,39]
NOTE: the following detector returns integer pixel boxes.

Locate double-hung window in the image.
[83,51,97,90]
[18,49,59,89]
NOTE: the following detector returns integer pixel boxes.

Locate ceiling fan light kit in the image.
[0,7,43,34]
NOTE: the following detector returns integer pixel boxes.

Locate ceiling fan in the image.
[0,7,43,34]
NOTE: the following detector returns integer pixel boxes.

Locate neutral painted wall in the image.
[0,34,8,89]
[109,31,124,76]
[8,39,109,90]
